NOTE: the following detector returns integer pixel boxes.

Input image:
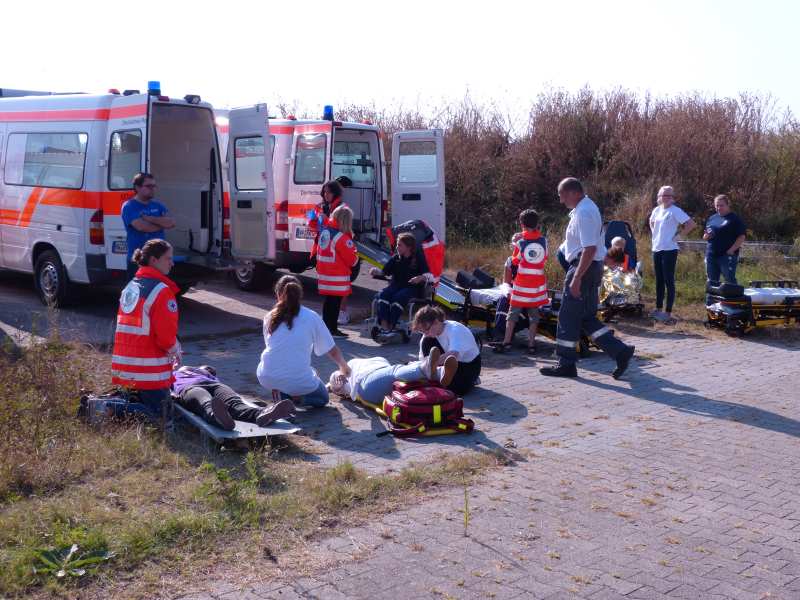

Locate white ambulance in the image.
[0,84,244,306]
[216,107,446,290]
[0,88,445,304]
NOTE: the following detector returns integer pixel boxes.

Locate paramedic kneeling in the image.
[122,173,175,281]
[541,178,635,379]
[112,239,181,419]
[257,275,350,407]
[328,347,458,405]
[413,306,482,396]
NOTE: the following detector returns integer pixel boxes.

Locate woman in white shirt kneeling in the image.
[257,275,350,407]
[412,305,482,396]
[648,185,696,323]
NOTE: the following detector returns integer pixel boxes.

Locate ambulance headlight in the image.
[184,94,201,104]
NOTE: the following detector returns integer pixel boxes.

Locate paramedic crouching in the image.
[122,173,175,281]
[541,177,635,379]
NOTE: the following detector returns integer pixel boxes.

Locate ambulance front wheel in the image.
[234,261,274,292]
[34,249,73,307]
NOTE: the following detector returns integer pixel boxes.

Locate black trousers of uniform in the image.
[421,336,482,396]
[556,261,628,367]
[177,383,266,427]
[322,295,343,332]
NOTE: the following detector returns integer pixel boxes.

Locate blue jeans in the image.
[376,285,418,329]
[355,362,425,405]
[705,253,739,305]
[279,380,329,407]
[652,250,678,312]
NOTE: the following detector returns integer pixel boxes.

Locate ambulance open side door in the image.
[390,129,446,242]
[227,104,276,260]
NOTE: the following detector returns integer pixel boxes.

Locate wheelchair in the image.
[361,280,435,344]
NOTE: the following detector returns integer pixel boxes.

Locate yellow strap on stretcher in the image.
[432,404,442,424]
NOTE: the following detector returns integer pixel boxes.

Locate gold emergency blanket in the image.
[600,267,642,306]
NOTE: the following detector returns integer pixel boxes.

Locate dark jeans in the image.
[421,336,482,396]
[706,253,738,285]
[178,382,266,427]
[322,295,343,332]
[376,285,418,329]
[652,250,678,312]
[556,261,628,368]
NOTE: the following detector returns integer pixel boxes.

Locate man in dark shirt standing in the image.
[121,173,175,280]
[703,194,746,289]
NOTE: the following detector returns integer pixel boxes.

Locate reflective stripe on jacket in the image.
[112,266,180,390]
[316,222,358,296]
[510,230,549,308]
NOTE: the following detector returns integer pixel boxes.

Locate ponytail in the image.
[133,239,171,266]
[268,275,303,334]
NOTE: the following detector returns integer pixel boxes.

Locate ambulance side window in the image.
[332,141,374,184]
[234,136,266,191]
[398,141,437,184]
[109,130,143,190]
[294,133,326,185]
[4,132,88,190]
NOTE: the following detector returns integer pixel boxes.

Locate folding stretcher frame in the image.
[706,280,800,336]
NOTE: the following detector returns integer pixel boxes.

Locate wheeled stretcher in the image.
[706,280,800,336]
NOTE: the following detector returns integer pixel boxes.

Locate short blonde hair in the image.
[657,185,675,199]
[611,236,626,249]
[331,205,353,235]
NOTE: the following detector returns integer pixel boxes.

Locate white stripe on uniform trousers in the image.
[589,326,612,340]
[115,282,168,335]
[555,338,578,348]
[111,355,173,366]
[111,369,172,382]
[513,283,548,294]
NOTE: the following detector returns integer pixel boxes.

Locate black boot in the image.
[540,364,578,378]
[613,345,635,380]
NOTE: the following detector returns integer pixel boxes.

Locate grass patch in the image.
[0,340,504,598]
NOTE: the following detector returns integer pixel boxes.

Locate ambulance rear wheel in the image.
[234,261,273,292]
[34,249,73,307]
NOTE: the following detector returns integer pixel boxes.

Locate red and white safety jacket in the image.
[316,221,359,297]
[308,196,344,258]
[112,266,180,390]
[510,229,549,308]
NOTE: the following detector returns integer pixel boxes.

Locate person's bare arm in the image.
[680,218,696,237]
[327,346,350,376]
[130,218,163,233]
[568,245,596,299]
[142,215,176,229]
[728,234,746,255]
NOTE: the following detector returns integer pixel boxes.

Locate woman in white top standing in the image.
[256,275,350,407]
[648,186,696,323]
[412,305,481,395]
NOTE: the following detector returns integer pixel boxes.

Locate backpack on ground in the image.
[355,380,474,438]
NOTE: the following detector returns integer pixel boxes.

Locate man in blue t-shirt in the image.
[121,172,175,280]
[703,194,746,290]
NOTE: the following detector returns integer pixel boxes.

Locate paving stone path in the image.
[177,323,800,599]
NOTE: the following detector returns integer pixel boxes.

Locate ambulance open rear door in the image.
[390,129,446,242]
[227,104,276,261]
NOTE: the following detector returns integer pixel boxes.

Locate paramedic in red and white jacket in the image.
[493,209,548,355]
[112,239,181,418]
[308,179,346,258]
[316,205,359,337]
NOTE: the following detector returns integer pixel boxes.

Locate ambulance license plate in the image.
[112,240,128,254]
[295,227,315,240]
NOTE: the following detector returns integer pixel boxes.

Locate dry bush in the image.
[330,88,800,244]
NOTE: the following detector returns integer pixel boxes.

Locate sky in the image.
[3,0,798,122]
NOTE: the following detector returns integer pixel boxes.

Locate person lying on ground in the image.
[173,365,295,430]
[412,305,482,396]
[370,231,433,333]
[257,275,350,408]
[327,347,458,405]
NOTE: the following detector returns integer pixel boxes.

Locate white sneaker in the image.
[649,309,667,322]
[337,311,350,325]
